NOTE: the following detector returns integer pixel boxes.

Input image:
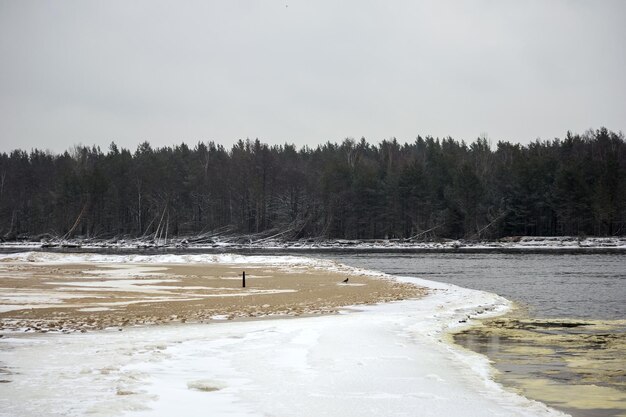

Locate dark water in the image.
[320,253,626,320]
[319,252,626,417]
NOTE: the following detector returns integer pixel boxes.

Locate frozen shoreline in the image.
[1,235,625,253]
[0,254,568,417]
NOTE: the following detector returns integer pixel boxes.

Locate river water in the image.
[320,253,625,320]
[321,252,626,417]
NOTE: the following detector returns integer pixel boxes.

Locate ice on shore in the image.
[0,254,568,417]
[1,235,625,252]
[0,251,345,271]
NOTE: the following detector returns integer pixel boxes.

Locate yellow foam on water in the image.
[454,314,626,417]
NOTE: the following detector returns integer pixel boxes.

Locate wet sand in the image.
[0,260,425,333]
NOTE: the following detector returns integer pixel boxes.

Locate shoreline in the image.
[3,247,626,255]
[1,255,568,417]
[452,307,626,417]
[1,235,626,255]
[2,251,623,416]
[0,252,424,333]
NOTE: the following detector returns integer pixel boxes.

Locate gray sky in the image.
[1,0,625,153]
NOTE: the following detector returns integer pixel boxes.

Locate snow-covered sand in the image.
[0,253,420,331]
[0,255,567,417]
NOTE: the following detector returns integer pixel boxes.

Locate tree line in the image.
[0,128,624,242]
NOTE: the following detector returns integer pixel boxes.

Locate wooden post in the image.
[242,271,246,288]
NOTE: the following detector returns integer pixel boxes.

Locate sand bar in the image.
[0,254,424,332]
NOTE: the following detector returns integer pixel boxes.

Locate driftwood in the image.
[472,210,509,240]
[63,204,88,240]
[163,212,170,245]
[153,205,168,243]
[409,224,444,240]
[141,212,159,238]
[3,210,17,240]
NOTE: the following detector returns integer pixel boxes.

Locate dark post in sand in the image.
[242,271,246,288]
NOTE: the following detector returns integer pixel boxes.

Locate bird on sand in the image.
[341,278,349,283]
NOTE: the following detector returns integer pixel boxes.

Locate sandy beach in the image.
[0,252,571,417]
[0,255,424,332]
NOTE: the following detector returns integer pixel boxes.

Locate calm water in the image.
[319,252,626,417]
[321,253,626,320]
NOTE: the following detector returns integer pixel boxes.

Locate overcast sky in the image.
[0,0,624,153]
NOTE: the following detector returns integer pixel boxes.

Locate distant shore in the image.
[1,235,626,254]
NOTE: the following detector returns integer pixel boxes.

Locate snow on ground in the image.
[1,235,626,252]
[0,252,326,265]
[0,290,93,313]
[0,254,568,417]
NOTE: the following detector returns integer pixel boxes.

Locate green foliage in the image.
[0,129,624,240]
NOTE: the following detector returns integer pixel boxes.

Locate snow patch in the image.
[187,379,227,392]
[0,252,568,417]
[78,307,112,312]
